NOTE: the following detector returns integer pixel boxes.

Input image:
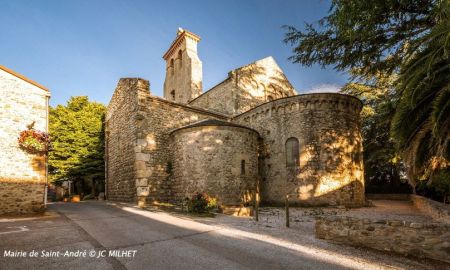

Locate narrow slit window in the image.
[170,90,176,100]
[286,137,299,167]
[178,50,183,66]
[241,160,246,175]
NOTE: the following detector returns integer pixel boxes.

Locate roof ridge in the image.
[0,65,49,91]
[169,118,260,135]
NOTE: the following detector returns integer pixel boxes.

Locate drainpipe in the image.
[44,95,50,207]
[104,121,109,200]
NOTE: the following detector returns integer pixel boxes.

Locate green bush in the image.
[416,168,450,204]
[187,192,217,213]
[431,169,450,204]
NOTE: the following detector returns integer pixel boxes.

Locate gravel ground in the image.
[178,200,449,270]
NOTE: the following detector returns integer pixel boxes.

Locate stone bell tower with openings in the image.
[163,28,203,104]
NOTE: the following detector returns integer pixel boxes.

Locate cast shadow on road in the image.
[46,201,440,270]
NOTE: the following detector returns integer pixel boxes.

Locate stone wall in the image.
[411,195,450,224]
[134,96,228,204]
[107,80,365,207]
[234,93,364,206]
[188,77,234,115]
[105,78,145,201]
[170,123,259,205]
[0,180,45,214]
[232,57,296,114]
[106,78,229,204]
[0,67,50,214]
[189,56,296,116]
[316,216,450,263]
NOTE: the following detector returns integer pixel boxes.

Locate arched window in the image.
[267,95,274,101]
[170,90,176,100]
[285,137,299,167]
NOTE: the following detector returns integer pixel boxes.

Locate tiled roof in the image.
[170,119,259,135]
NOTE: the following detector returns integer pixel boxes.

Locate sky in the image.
[0,0,348,106]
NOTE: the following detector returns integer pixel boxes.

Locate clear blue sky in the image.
[1,0,347,106]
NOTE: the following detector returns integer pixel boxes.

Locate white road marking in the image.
[0,226,29,235]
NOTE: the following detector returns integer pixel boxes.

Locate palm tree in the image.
[391,1,450,188]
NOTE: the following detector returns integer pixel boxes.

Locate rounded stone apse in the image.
[235,93,364,207]
[170,120,260,206]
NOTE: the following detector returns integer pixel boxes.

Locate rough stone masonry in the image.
[0,65,50,214]
[106,28,364,208]
[316,215,450,263]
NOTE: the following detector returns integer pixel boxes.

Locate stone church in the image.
[106,29,365,208]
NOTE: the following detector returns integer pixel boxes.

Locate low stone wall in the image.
[316,216,450,263]
[411,194,450,224]
[0,179,45,215]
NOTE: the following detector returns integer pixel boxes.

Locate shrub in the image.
[416,168,450,204]
[187,192,217,213]
[431,169,450,204]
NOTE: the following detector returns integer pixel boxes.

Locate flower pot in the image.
[18,128,51,155]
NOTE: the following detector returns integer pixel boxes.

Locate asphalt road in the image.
[0,201,445,270]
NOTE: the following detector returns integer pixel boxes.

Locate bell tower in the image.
[163,28,202,104]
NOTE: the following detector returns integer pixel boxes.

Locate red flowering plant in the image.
[18,123,51,155]
[187,192,218,213]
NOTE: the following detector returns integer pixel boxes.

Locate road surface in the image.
[0,201,446,270]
